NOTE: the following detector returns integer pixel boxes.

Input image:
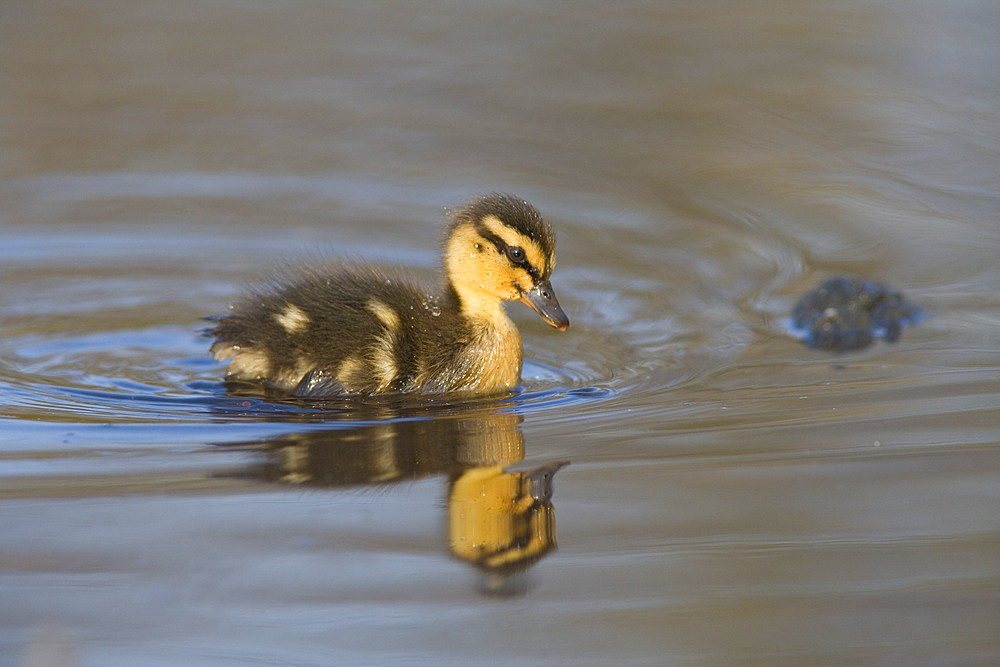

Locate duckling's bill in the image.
[519,279,569,331]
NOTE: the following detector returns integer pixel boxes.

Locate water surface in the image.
[2,1,999,665]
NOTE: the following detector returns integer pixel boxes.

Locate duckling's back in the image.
[212,265,478,396]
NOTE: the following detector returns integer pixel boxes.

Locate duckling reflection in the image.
[449,460,566,595]
[227,407,566,592]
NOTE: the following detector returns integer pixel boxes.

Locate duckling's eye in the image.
[506,246,526,264]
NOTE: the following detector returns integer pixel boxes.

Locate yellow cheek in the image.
[473,269,505,297]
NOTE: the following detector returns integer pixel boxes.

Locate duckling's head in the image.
[444,193,569,331]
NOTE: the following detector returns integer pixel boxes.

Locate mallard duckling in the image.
[210,193,568,397]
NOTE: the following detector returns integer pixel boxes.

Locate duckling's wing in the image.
[213,262,446,396]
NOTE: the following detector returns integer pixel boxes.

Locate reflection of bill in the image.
[220,404,567,595]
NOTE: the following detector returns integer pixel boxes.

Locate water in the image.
[2,1,999,664]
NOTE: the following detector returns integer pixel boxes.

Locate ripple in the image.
[0,321,633,425]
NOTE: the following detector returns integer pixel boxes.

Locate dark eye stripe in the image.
[474,220,541,280]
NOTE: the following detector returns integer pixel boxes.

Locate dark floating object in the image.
[791,276,923,351]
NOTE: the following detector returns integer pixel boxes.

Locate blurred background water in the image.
[1,1,998,665]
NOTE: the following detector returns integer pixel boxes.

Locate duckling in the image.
[210,193,568,397]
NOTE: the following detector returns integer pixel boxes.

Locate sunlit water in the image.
[2,2,999,665]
